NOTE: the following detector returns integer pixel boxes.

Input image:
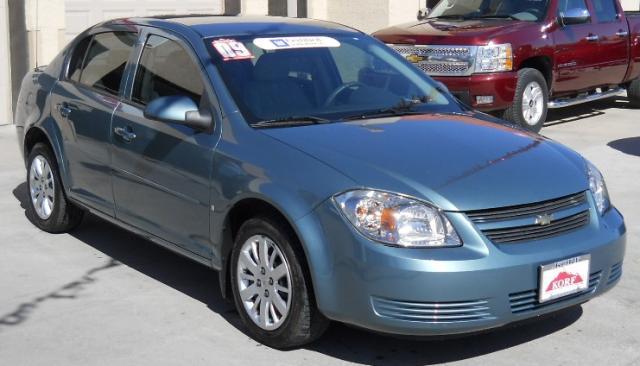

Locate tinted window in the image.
[68,36,92,82]
[558,0,589,14]
[591,0,619,22]
[79,32,137,95]
[132,35,204,106]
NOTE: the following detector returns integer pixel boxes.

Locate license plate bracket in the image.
[539,254,591,303]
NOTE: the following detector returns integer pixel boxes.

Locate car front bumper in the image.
[434,72,517,112]
[296,199,626,336]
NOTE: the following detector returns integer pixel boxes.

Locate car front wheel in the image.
[230,217,328,349]
[26,143,84,233]
[503,68,549,133]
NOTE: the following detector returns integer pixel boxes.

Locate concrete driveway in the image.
[0,97,638,366]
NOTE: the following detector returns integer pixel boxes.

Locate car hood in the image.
[260,113,589,212]
[373,19,535,45]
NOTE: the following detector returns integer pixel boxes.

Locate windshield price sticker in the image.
[212,39,254,61]
[253,36,341,50]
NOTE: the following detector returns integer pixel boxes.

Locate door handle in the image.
[114,126,137,143]
[616,30,629,37]
[585,34,599,42]
[57,103,72,118]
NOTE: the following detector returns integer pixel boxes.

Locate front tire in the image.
[26,143,84,233]
[230,217,328,349]
[503,68,549,133]
[627,78,640,107]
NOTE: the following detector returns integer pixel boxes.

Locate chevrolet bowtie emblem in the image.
[406,54,424,63]
[535,214,553,226]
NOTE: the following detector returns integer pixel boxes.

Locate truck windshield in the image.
[206,35,459,126]
[428,0,550,22]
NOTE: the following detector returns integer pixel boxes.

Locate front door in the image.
[552,0,601,93]
[110,33,217,258]
[50,31,137,215]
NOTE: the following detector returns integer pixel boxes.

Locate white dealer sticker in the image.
[253,36,341,50]
[212,39,254,61]
[539,254,590,303]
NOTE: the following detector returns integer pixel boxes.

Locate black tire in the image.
[503,68,549,133]
[25,143,84,233]
[627,78,640,108]
[230,217,329,349]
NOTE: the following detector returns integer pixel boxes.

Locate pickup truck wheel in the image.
[627,78,640,107]
[26,143,84,233]
[503,68,548,133]
[230,217,329,349]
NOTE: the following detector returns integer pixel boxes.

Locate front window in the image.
[206,35,459,125]
[428,0,550,22]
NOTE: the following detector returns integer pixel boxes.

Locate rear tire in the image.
[627,78,640,107]
[230,217,329,349]
[26,143,84,233]
[503,68,549,133]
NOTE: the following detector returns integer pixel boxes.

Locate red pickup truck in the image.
[374,0,640,131]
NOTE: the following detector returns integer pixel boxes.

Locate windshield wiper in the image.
[250,115,331,129]
[469,14,520,20]
[343,98,431,121]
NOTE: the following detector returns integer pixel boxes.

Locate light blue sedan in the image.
[14,15,625,349]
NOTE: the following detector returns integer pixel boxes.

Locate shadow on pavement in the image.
[545,97,632,127]
[608,137,640,157]
[10,182,583,363]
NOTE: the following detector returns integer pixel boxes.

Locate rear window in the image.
[78,32,137,96]
[67,36,92,82]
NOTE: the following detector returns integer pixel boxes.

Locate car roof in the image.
[109,15,362,38]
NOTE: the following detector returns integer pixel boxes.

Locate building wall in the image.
[0,0,11,124]
[621,0,639,10]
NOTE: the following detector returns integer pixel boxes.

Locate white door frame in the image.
[0,0,11,125]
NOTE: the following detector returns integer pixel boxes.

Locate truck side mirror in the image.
[417,8,431,20]
[559,8,591,26]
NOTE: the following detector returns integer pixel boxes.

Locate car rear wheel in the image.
[627,78,640,107]
[26,143,84,233]
[503,68,549,133]
[230,217,329,349]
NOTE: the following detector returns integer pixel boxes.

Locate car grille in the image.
[389,44,476,76]
[466,192,590,244]
[607,262,623,285]
[508,271,602,314]
[371,297,494,323]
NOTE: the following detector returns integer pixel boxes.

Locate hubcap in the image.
[522,81,544,126]
[29,155,55,220]
[237,235,292,331]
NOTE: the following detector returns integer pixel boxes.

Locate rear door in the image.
[552,0,601,93]
[589,0,630,85]
[50,30,137,215]
[110,30,218,258]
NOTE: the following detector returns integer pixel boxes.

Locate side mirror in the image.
[143,95,212,132]
[417,7,431,20]
[559,8,591,26]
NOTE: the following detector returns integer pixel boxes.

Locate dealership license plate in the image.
[539,255,590,303]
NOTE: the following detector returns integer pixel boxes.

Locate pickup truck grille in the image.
[389,44,477,76]
[466,192,591,244]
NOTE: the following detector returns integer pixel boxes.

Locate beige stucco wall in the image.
[309,0,419,33]
[242,0,269,15]
[25,0,66,68]
[621,0,639,10]
[0,0,11,124]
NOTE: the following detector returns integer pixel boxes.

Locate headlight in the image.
[586,161,610,215]
[333,190,462,248]
[475,43,513,73]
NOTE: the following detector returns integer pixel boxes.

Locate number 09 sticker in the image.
[212,39,254,61]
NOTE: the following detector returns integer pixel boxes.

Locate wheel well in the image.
[519,56,552,90]
[23,127,51,159]
[220,198,311,300]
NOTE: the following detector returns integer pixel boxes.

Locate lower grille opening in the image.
[372,297,494,324]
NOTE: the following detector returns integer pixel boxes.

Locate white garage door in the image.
[65,0,225,41]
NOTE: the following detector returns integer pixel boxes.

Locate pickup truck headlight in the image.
[475,43,513,73]
[334,190,462,248]
[586,161,610,215]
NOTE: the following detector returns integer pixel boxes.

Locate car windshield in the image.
[428,0,550,22]
[206,34,460,126]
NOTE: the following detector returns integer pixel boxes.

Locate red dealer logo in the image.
[546,271,584,292]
